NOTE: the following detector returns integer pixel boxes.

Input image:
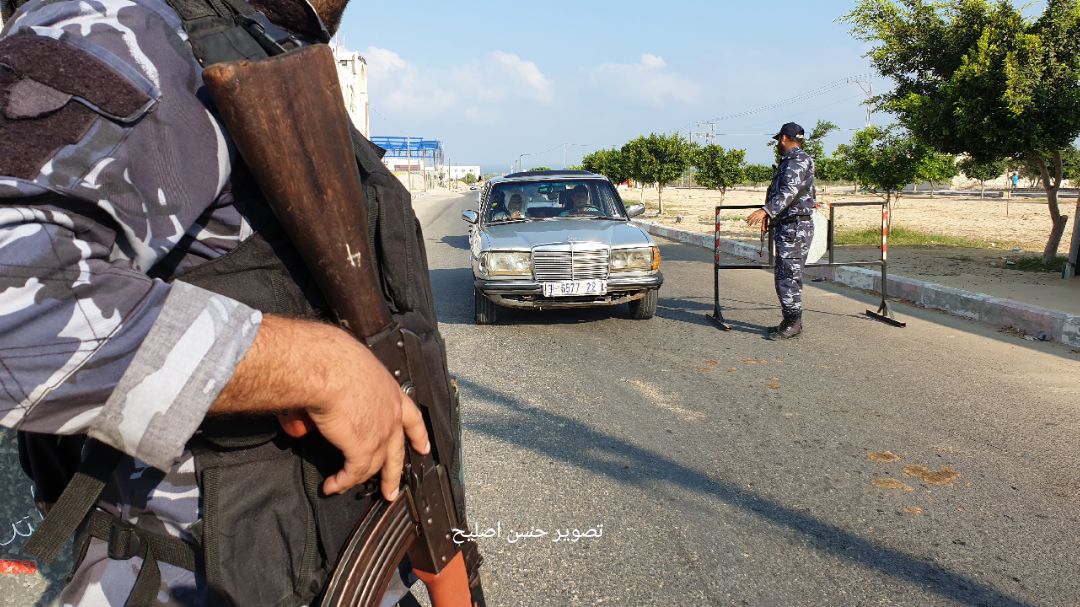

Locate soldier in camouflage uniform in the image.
[0,0,429,604]
[747,122,816,340]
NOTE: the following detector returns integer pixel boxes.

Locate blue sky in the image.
[334,2,949,170]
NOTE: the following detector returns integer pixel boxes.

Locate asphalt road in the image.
[417,192,1080,607]
[2,189,1079,606]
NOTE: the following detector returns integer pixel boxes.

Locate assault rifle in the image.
[203,45,484,607]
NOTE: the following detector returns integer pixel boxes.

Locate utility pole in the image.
[853,78,874,127]
[406,135,413,192]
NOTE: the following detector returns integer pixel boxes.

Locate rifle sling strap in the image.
[23,440,122,563]
[84,509,200,607]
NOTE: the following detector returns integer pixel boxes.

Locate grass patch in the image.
[1012,255,1067,273]
[834,227,992,248]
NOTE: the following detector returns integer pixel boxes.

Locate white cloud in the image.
[363,46,455,116]
[362,47,553,125]
[489,51,553,102]
[587,53,702,107]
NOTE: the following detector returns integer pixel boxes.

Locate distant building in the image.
[441,165,481,181]
[332,43,369,137]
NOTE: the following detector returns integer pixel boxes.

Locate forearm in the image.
[211,315,365,416]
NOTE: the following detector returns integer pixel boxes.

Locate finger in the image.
[324,454,380,496]
[379,430,406,501]
[323,458,364,496]
[400,396,430,454]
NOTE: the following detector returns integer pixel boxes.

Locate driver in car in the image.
[559,186,601,216]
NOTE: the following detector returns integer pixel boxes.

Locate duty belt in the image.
[778,214,812,224]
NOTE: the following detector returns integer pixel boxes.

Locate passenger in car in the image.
[559,185,601,216]
[492,193,526,221]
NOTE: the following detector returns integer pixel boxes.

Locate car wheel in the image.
[474,288,498,325]
[627,288,658,320]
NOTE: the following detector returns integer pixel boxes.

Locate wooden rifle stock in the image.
[202,45,481,607]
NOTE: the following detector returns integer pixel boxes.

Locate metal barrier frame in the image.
[705,201,906,330]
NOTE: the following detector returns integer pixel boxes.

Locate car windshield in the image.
[484,179,625,223]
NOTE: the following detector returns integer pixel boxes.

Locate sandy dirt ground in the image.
[625,185,1080,315]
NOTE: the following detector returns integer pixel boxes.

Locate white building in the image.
[441,165,481,181]
[333,43,369,137]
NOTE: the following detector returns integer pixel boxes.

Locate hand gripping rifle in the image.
[202,45,484,607]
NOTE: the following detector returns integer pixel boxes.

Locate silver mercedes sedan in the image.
[461,170,663,324]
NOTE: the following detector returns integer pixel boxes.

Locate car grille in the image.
[532,244,610,281]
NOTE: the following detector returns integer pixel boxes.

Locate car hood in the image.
[480,219,651,250]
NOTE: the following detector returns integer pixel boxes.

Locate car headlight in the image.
[610,246,660,273]
[480,251,532,278]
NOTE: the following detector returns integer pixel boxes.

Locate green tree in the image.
[742,164,774,189]
[845,0,1080,265]
[805,120,839,163]
[835,126,929,206]
[816,156,853,184]
[620,137,655,207]
[915,152,959,196]
[958,156,1008,198]
[692,145,745,198]
[621,133,691,214]
[462,173,477,185]
[1016,147,1080,186]
[643,133,692,214]
[581,148,629,184]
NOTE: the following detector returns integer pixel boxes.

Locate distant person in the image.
[1011,172,1020,190]
[559,186,601,216]
[746,122,816,340]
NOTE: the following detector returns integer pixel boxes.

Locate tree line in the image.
[582,121,1077,217]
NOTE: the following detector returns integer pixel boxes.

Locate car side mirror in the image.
[462,210,479,224]
[625,204,645,218]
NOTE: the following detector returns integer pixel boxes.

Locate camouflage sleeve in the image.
[763,154,812,218]
[0,1,263,470]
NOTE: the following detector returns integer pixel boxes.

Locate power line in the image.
[701,75,877,124]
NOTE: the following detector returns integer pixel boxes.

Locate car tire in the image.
[628,288,658,320]
[475,288,498,325]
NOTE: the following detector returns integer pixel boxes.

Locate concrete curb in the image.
[635,220,1080,348]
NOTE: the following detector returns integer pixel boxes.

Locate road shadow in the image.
[439,235,470,250]
[656,296,771,336]
[651,236,1080,360]
[458,377,1033,607]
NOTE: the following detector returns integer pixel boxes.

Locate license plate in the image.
[542,280,606,297]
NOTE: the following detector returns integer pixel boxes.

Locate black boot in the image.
[768,311,802,340]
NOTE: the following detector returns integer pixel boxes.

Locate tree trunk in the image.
[1035,152,1068,266]
[929,181,936,197]
[1068,188,1080,277]
[979,181,985,198]
[657,183,664,215]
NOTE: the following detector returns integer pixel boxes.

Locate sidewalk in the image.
[636,220,1080,349]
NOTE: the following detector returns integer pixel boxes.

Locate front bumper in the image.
[475,273,663,309]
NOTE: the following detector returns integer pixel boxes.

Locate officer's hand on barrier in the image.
[747,208,768,228]
[306,328,430,500]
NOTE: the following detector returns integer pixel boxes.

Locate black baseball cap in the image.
[772,122,805,141]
